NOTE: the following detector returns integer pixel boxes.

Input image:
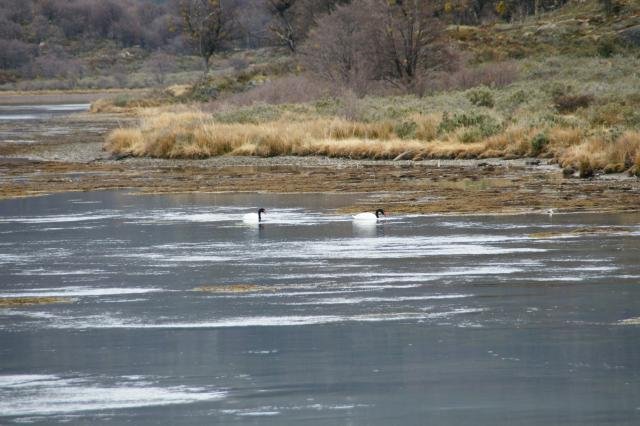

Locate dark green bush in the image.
[466,87,494,108]
[554,94,594,113]
[438,112,502,138]
[596,36,618,58]
[530,133,550,155]
[395,121,418,139]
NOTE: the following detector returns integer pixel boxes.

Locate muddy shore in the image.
[1,110,639,215]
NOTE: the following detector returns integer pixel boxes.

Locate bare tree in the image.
[265,0,346,52]
[266,0,297,52]
[180,0,236,76]
[301,0,453,93]
[300,3,380,93]
[145,52,178,85]
[379,0,450,87]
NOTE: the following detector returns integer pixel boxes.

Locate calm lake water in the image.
[0,103,93,147]
[1,191,639,425]
[0,104,90,121]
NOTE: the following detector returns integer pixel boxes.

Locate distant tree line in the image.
[0,0,608,84]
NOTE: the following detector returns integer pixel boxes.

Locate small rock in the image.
[619,25,640,47]
[110,153,132,161]
[562,167,576,178]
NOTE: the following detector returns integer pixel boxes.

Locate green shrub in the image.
[507,89,527,106]
[188,80,219,102]
[589,103,640,127]
[530,133,550,155]
[394,121,418,139]
[215,103,282,124]
[438,112,502,138]
[459,128,484,143]
[466,87,495,108]
[113,94,132,107]
[546,82,574,99]
[597,36,617,58]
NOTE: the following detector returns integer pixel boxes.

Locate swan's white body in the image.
[242,213,262,224]
[352,212,379,223]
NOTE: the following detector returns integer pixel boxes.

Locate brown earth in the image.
[1,110,639,215]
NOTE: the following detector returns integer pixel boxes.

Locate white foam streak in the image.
[255,236,545,260]
[291,294,473,305]
[2,286,162,298]
[51,309,483,330]
[15,269,107,276]
[0,374,225,417]
[0,214,116,224]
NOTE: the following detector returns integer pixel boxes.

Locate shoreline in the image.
[2,155,639,215]
[1,110,639,215]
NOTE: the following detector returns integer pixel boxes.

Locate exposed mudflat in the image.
[1,106,639,215]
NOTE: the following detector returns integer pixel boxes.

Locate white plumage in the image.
[242,208,265,224]
[352,212,378,222]
[352,209,385,223]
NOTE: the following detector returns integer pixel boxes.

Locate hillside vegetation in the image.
[102,0,640,176]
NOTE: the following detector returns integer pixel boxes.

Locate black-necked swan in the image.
[243,208,266,224]
[353,209,385,222]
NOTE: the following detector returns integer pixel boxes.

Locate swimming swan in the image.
[242,208,266,224]
[353,209,385,222]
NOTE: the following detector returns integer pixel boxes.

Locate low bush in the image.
[394,121,418,139]
[466,87,495,108]
[530,133,550,155]
[554,94,594,113]
[438,112,502,138]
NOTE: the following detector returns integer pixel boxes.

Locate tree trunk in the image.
[202,55,210,77]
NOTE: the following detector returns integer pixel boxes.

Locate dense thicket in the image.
[0,0,186,81]
[0,0,598,85]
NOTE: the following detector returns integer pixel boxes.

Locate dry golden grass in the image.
[483,125,537,156]
[106,112,427,159]
[558,131,640,174]
[90,97,166,113]
[104,107,640,175]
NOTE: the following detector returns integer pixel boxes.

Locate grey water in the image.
[0,104,90,122]
[1,191,639,425]
[0,103,93,147]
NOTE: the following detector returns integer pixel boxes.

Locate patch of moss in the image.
[0,297,72,307]
[193,284,263,293]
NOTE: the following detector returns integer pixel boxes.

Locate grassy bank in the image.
[105,55,640,176]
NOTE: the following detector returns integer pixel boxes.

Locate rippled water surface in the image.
[1,191,639,424]
[0,104,90,121]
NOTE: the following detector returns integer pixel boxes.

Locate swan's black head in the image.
[258,208,266,221]
[375,209,385,218]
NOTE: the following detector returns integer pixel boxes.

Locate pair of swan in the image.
[242,208,385,224]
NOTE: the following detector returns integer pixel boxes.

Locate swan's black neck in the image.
[258,208,265,222]
[375,209,385,218]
